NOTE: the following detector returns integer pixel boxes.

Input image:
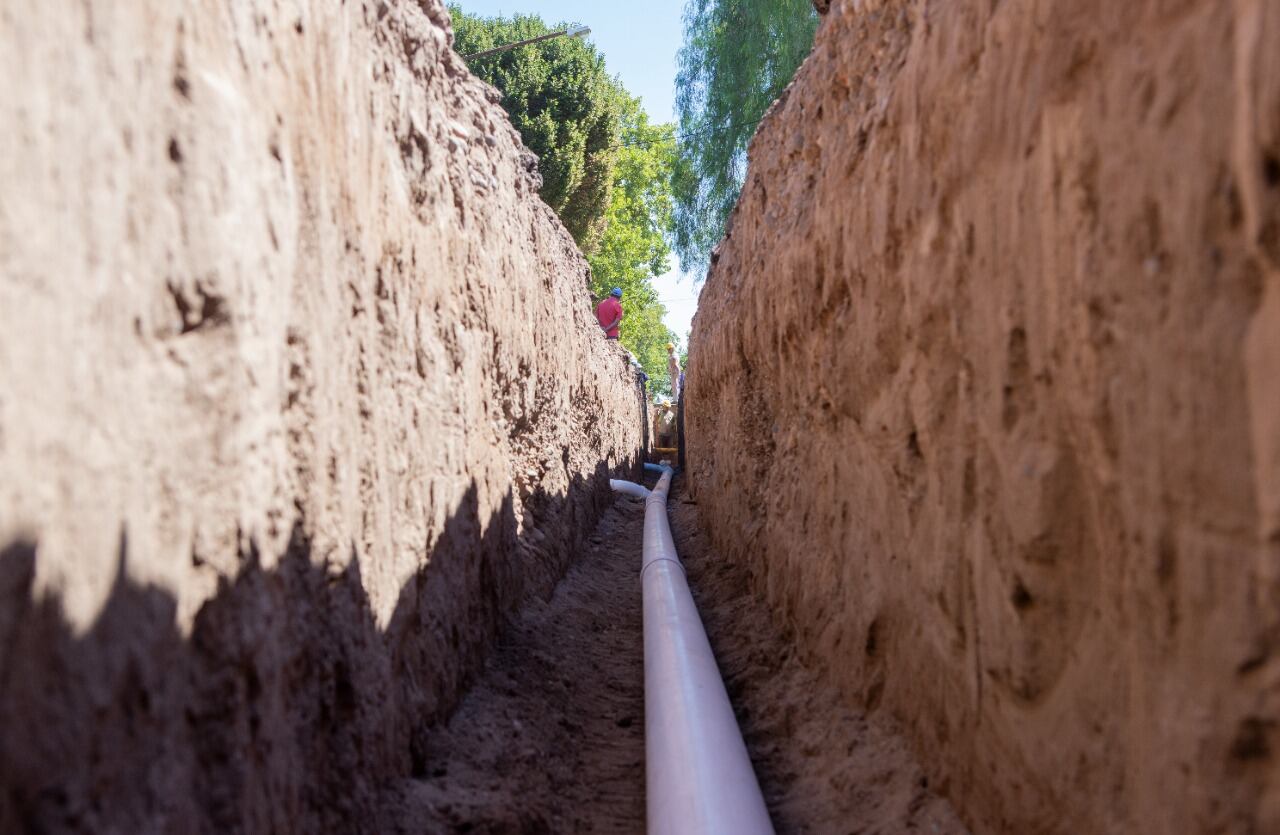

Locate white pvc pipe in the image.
[612,468,774,835]
[610,478,652,500]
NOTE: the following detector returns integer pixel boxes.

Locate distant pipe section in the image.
[612,466,774,835]
[611,479,651,500]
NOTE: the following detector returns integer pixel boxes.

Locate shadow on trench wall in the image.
[0,462,631,834]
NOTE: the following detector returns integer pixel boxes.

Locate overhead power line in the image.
[610,116,767,152]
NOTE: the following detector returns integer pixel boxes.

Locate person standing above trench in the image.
[596,287,623,340]
[666,342,682,398]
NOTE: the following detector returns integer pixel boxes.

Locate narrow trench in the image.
[381,474,967,834]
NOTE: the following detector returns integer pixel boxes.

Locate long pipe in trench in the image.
[612,464,774,835]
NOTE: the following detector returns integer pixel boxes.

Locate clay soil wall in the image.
[0,1,644,831]
[687,1,1280,832]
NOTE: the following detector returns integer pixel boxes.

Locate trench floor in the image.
[381,474,968,834]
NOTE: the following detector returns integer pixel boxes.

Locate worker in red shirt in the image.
[596,287,623,339]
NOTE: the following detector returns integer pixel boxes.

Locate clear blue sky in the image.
[455,0,702,342]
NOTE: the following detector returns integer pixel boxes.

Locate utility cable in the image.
[611,115,766,151]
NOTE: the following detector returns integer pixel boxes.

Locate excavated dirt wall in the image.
[0,1,644,831]
[688,1,1280,832]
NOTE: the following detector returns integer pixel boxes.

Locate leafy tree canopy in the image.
[673,0,817,273]
[588,92,680,394]
[451,8,618,253]
[451,7,681,393]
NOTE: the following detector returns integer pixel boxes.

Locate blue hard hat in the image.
[610,287,623,298]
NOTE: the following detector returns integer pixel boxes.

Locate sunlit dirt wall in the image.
[0,1,644,830]
[687,1,1280,832]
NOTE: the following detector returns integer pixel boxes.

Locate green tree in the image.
[451,8,680,391]
[451,8,618,253]
[673,0,818,272]
[587,92,680,394]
